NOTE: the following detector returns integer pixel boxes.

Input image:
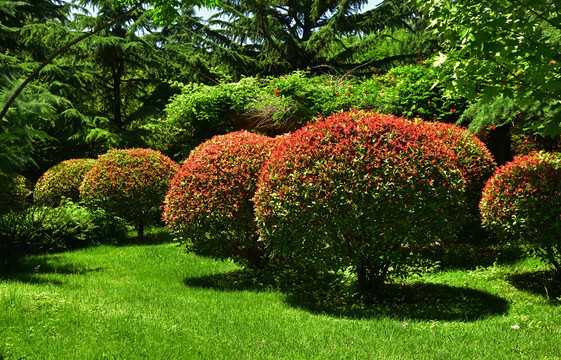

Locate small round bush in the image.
[163,131,276,268]
[80,148,179,238]
[480,151,561,274]
[0,173,31,214]
[254,111,467,294]
[417,121,497,216]
[34,158,96,207]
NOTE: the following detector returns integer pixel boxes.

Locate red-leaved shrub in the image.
[80,148,179,237]
[417,121,497,216]
[163,131,275,268]
[254,111,467,293]
[480,151,561,274]
[34,159,96,207]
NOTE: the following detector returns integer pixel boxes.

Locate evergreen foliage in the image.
[205,0,422,76]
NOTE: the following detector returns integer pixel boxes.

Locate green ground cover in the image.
[0,235,560,359]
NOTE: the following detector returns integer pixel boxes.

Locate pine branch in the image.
[0,1,144,123]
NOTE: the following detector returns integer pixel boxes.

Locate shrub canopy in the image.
[417,121,497,216]
[80,148,179,237]
[163,131,275,268]
[34,158,96,207]
[254,111,467,293]
[480,151,561,273]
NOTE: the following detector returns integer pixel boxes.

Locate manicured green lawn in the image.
[1,238,560,359]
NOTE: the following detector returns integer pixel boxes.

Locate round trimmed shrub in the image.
[34,158,96,207]
[163,131,276,268]
[480,151,561,274]
[254,111,467,294]
[0,173,31,214]
[417,121,497,216]
[80,148,179,238]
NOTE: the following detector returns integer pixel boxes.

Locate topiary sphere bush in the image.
[480,151,561,274]
[417,121,497,217]
[80,148,179,238]
[254,111,468,294]
[163,131,276,268]
[34,158,96,207]
[0,173,31,214]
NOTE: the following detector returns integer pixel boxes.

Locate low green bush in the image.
[254,111,467,295]
[80,148,179,238]
[480,151,561,275]
[0,201,127,262]
[0,173,31,214]
[33,158,96,207]
[163,131,276,269]
[375,64,466,122]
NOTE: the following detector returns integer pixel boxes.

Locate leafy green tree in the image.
[0,0,70,174]
[0,0,216,175]
[423,0,561,136]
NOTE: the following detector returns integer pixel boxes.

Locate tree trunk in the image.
[112,56,125,130]
[137,220,145,239]
[487,123,513,166]
[356,259,390,297]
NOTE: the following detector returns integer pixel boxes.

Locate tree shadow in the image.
[184,269,509,321]
[184,269,275,292]
[285,282,510,322]
[420,221,524,271]
[421,244,524,271]
[108,227,175,247]
[508,270,561,304]
[0,255,102,285]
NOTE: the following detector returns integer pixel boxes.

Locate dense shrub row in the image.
[3,108,558,289]
[150,65,465,159]
[166,111,561,293]
[0,148,178,262]
[0,201,127,262]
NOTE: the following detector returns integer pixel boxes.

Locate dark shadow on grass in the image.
[509,270,561,304]
[420,221,524,271]
[184,269,509,321]
[421,244,524,271]
[285,282,510,322]
[107,227,175,247]
[0,255,102,285]
[184,269,275,292]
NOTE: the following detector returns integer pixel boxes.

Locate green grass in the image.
[1,236,560,359]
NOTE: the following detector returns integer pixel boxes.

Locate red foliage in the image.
[34,158,96,207]
[417,121,497,216]
[480,151,561,272]
[254,110,467,291]
[80,148,179,236]
[163,131,276,268]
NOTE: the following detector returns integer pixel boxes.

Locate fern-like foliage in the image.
[203,0,423,76]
